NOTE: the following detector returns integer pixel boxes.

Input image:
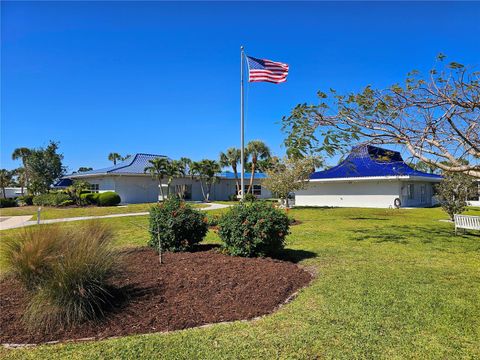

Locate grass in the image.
[0,202,207,220]
[1,206,480,359]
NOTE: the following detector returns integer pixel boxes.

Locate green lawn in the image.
[2,206,479,359]
[0,202,206,220]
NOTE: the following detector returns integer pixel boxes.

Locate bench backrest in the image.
[454,214,480,230]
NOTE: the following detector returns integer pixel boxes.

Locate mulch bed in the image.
[0,247,312,345]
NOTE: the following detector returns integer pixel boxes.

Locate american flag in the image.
[246,56,289,83]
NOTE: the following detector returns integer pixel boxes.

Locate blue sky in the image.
[2,1,480,172]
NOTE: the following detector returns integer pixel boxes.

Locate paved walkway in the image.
[0,203,231,231]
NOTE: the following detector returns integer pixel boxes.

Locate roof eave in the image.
[309,175,442,183]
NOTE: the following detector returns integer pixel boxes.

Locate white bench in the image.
[454,214,480,235]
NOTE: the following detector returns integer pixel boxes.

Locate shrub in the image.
[205,213,221,227]
[148,197,208,252]
[0,226,64,290]
[435,173,477,220]
[80,192,99,205]
[18,195,34,206]
[0,198,17,208]
[243,193,257,202]
[218,201,290,257]
[228,194,239,201]
[0,222,118,331]
[33,192,70,207]
[97,192,121,206]
[59,199,74,206]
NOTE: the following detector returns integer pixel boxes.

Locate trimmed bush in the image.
[97,192,121,206]
[18,195,34,206]
[0,198,17,208]
[218,201,290,257]
[148,197,208,252]
[0,222,118,331]
[243,193,257,202]
[33,192,70,207]
[80,192,99,205]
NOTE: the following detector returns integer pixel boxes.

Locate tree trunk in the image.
[2,187,5,199]
[233,164,240,195]
[247,162,256,194]
[199,179,207,201]
[158,178,165,202]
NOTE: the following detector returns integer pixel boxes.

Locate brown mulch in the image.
[0,247,312,345]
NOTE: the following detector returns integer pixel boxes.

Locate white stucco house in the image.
[295,145,443,208]
[63,153,271,204]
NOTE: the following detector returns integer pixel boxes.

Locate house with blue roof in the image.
[65,153,271,203]
[295,145,443,208]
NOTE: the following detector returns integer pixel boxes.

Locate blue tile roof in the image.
[67,154,267,179]
[53,178,73,188]
[310,145,442,181]
[68,153,169,177]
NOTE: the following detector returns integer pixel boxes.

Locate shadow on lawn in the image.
[274,248,317,263]
[352,225,458,245]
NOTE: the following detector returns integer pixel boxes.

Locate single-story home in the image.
[295,145,443,208]
[64,153,271,203]
[0,187,26,199]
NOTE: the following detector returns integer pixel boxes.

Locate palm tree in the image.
[173,157,192,199]
[245,140,271,194]
[219,147,241,195]
[191,159,220,202]
[144,157,170,201]
[164,160,181,198]
[0,169,13,198]
[11,147,31,191]
[108,152,122,165]
[13,168,27,195]
[121,154,132,161]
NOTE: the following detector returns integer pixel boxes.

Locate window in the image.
[420,184,426,203]
[238,185,262,196]
[89,184,99,193]
[407,184,415,200]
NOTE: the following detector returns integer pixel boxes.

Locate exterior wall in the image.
[295,179,438,208]
[0,187,26,199]
[81,176,271,204]
[295,180,402,208]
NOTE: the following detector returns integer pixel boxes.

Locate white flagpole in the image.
[240,46,245,201]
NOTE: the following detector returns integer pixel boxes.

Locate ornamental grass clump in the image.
[148,197,208,252]
[218,201,291,257]
[0,221,119,332]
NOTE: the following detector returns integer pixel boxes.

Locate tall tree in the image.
[144,157,170,201]
[219,147,241,194]
[108,153,122,165]
[245,140,271,194]
[191,159,220,201]
[11,147,31,190]
[25,141,64,194]
[77,167,93,173]
[282,55,480,178]
[13,168,27,195]
[173,157,192,199]
[164,160,181,198]
[0,169,13,198]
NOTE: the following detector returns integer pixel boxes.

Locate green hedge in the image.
[18,195,34,206]
[218,201,290,257]
[32,193,71,207]
[97,192,121,206]
[80,193,100,205]
[0,198,17,208]
[148,197,208,252]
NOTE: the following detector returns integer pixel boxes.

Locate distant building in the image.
[295,145,443,208]
[63,153,271,203]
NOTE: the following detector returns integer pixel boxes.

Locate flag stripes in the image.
[246,56,289,84]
